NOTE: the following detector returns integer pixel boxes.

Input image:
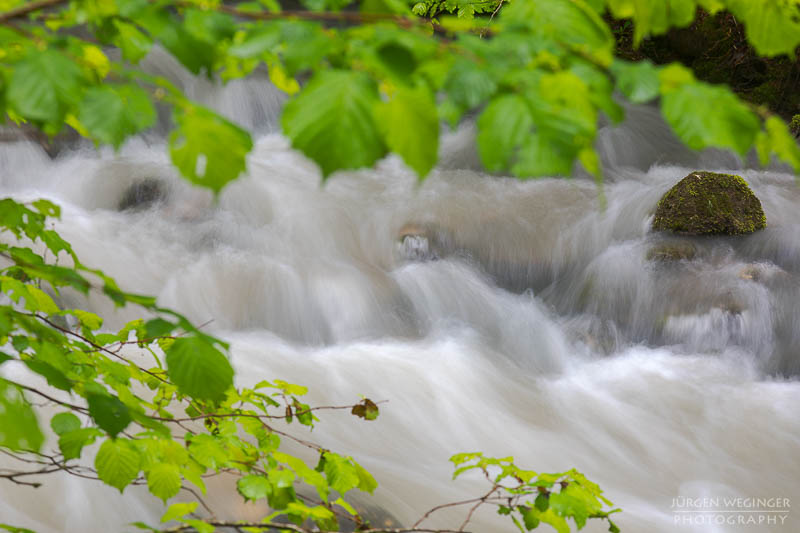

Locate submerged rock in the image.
[118,178,165,211]
[652,171,766,235]
[646,240,697,262]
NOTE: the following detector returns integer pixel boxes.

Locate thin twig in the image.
[0,0,66,23]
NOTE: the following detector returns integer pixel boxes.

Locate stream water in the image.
[1,51,799,532]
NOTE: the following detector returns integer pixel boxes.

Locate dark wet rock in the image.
[652,171,766,235]
[118,178,165,211]
[646,240,697,262]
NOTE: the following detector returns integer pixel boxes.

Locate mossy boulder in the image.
[652,171,766,235]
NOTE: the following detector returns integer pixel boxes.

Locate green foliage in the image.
[0,197,616,532]
[659,65,761,156]
[1,0,798,187]
[449,453,620,532]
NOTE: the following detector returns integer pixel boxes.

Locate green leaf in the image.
[537,508,570,533]
[6,49,83,124]
[727,0,800,57]
[112,20,153,63]
[611,60,661,103]
[660,80,761,156]
[72,309,103,330]
[146,463,182,502]
[322,453,360,495]
[267,469,296,510]
[549,484,597,529]
[505,0,614,65]
[95,438,141,492]
[182,520,215,533]
[354,460,377,494]
[24,359,72,391]
[513,133,578,177]
[228,26,281,58]
[79,85,156,149]
[188,433,228,469]
[0,378,44,452]
[444,61,497,111]
[144,318,176,339]
[161,502,198,523]
[87,393,132,437]
[58,427,103,460]
[535,492,550,512]
[375,42,417,80]
[375,87,439,179]
[138,11,215,75]
[165,337,234,403]
[274,451,330,502]
[169,105,253,194]
[282,70,387,178]
[756,116,800,171]
[520,505,540,530]
[237,474,271,501]
[477,94,533,172]
[334,497,358,515]
[611,0,697,45]
[50,412,81,435]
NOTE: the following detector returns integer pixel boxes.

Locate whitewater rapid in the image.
[1,50,799,533]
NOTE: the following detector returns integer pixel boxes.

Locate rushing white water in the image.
[2,50,800,533]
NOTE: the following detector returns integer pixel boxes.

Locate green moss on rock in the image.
[652,171,766,235]
[791,115,800,138]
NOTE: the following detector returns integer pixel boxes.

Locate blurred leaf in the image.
[112,20,152,63]
[375,86,439,179]
[6,49,83,125]
[477,94,533,172]
[661,80,761,155]
[0,379,44,452]
[79,85,156,149]
[611,60,661,103]
[161,502,198,523]
[237,474,271,501]
[282,70,387,178]
[169,105,253,194]
[727,0,800,56]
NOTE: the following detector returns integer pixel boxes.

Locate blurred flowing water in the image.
[2,50,799,532]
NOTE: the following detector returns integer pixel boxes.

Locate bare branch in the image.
[0,0,66,23]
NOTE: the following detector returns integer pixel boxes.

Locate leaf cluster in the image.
[0,0,798,193]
